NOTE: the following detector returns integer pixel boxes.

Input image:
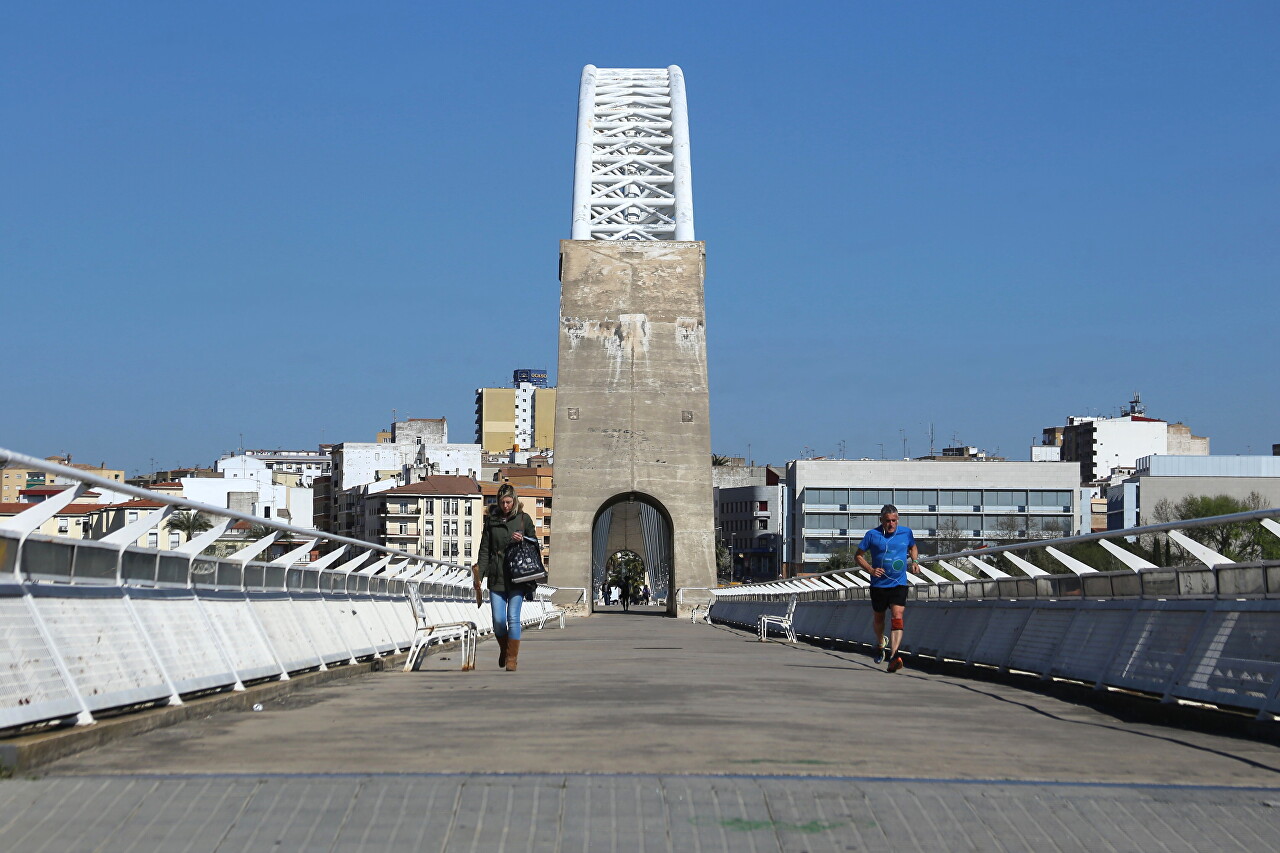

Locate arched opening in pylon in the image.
[590,492,672,613]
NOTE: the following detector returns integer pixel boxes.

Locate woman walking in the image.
[473,483,538,671]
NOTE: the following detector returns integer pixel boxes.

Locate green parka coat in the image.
[475,502,537,593]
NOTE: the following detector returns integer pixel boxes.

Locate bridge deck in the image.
[5,615,1280,850]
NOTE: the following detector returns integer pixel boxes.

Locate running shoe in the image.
[873,646,886,665]
[887,656,904,673]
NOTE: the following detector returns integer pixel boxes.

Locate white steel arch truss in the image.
[571,65,695,241]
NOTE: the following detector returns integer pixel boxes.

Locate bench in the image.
[758,596,798,643]
[403,584,478,671]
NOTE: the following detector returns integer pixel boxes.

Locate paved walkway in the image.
[4,614,1280,850]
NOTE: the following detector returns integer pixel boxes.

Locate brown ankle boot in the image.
[505,639,521,671]
[496,636,509,669]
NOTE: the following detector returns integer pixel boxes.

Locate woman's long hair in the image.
[490,482,523,519]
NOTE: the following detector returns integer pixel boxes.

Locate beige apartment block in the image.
[481,481,553,569]
[0,501,98,539]
[365,476,483,562]
[0,457,124,503]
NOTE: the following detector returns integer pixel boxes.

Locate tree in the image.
[715,542,732,584]
[711,454,732,467]
[933,518,973,558]
[166,510,213,543]
[1150,492,1278,564]
[825,544,860,571]
[606,550,647,589]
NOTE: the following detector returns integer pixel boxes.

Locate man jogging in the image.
[856,504,922,672]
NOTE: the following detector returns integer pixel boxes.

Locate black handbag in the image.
[504,536,547,586]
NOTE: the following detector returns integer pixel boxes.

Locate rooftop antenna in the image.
[877,443,884,460]
[900,429,908,459]
[837,440,846,459]
[928,423,936,456]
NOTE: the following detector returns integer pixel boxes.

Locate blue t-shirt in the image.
[857,526,916,588]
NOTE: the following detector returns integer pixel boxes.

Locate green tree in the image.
[607,550,647,589]
[1151,492,1278,563]
[166,510,213,543]
[715,542,732,584]
[825,544,860,571]
[711,454,732,467]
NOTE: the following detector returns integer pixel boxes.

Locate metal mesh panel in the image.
[1049,608,1134,683]
[1175,610,1280,710]
[197,595,280,681]
[936,606,992,662]
[790,604,825,639]
[30,594,170,711]
[128,593,238,695]
[374,598,412,647]
[350,597,396,652]
[21,538,75,580]
[250,596,321,671]
[1007,609,1075,675]
[1107,609,1205,693]
[326,595,377,657]
[823,602,864,642]
[905,605,949,657]
[0,593,81,729]
[289,597,351,664]
[969,608,1031,669]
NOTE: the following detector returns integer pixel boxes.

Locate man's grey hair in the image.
[880,504,898,517]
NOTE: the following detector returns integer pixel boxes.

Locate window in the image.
[757,518,768,530]
[938,490,981,507]
[464,501,473,516]
[849,489,894,506]
[938,514,981,533]
[757,501,768,512]
[128,510,139,523]
[464,543,472,558]
[425,521,434,536]
[424,542,434,556]
[424,499,434,513]
[58,520,69,534]
[983,490,1027,507]
[147,531,158,548]
[1029,490,1072,507]
[169,532,180,548]
[895,490,937,506]
[464,520,472,535]
[399,523,408,535]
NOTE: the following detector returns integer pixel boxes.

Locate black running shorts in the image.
[870,584,909,613]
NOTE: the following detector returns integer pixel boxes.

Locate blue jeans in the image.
[489,589,523,640]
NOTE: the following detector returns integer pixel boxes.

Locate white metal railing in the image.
[0,447,562,733]
[707,506,1280,720]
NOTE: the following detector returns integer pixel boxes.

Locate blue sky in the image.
[4,2,1277,475]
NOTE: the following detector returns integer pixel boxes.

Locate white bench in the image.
[403,585,478,671]
[758,596,798,643]
[534,585,567,630]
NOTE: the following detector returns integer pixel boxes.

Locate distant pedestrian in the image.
[473,483,537,671]
[856,504,922,673]
[619,577,632,612]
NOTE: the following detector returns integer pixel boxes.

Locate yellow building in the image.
[0,456,124,503]
[474,371,556,453]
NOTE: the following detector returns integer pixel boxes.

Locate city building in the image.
[786,458,1084,572]
[475,369,556,454]
[1,456,124,503]
[480,481,553,568]
[1034,395,1209,486]
[218,449,331,488]
[0,501,98,539]
[361,476,483,561]
[1106,455,1280,530]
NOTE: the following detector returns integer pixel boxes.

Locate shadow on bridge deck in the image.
[5,616,1280,851]
[41,615,1280,786]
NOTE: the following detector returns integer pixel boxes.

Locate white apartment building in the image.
[786,458,1085,570]
[1034,396,1209,485]
[1107,455,1280,530]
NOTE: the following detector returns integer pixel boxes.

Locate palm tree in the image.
[711,454,732,467]
[167,510,214,543]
